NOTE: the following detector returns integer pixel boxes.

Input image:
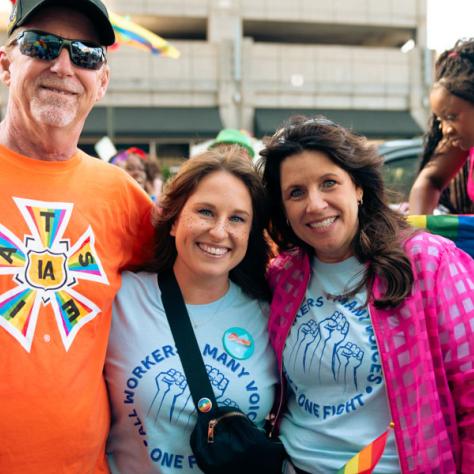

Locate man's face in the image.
[0,6,110,131]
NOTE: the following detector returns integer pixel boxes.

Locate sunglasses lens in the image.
[70,41,105,70]
[19,31,61,61]
[17,31,105,70]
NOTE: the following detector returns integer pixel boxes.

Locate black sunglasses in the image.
[12,30,106,70]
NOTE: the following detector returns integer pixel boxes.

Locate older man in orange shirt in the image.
[0,1,154,472]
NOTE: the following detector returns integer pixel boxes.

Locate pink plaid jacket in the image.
[267,232,474,473]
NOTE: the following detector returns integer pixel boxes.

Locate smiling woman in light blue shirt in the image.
[104,146,278,473]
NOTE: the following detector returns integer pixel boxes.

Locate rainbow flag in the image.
[336,423,393,474]
[407,214,474,258]
[109,12,180,59]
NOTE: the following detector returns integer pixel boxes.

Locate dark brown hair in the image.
[420,38,474,213]
[258,115,415,308]
[152,145,271,301]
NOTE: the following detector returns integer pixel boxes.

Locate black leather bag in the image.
[158,271,285,474]
[190,405,285,474]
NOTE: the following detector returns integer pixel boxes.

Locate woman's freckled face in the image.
[171,170,253,284]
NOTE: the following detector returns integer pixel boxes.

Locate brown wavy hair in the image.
[258,115,415,308]
[150,145,271,301]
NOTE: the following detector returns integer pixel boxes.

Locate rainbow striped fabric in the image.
[109,12,180,58]
[407,214,474,258]
[336,423,393,474]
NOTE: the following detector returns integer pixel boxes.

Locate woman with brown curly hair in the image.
[259,115,474,473]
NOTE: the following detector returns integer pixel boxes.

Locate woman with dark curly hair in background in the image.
[409,38,474,214]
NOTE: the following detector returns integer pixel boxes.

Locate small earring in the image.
[358,197,363,206]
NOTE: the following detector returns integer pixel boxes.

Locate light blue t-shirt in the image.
[105,271,277,473]
[280,257,400,474]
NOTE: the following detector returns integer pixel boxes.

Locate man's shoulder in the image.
[78,149,121,173]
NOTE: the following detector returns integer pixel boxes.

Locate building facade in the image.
[1,0,430,160]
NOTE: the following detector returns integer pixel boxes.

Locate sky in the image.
[0,0,471,53]
[427,0,474,52]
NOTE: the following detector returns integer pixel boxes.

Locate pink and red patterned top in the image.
[267,232,474,474]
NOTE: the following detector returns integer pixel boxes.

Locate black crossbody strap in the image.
[157,270,218,414]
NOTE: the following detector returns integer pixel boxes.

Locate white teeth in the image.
[198,243,228,256]
[308,217,336,229]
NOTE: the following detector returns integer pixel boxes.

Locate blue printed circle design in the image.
[222,327,255,360]
[197,397,213,413]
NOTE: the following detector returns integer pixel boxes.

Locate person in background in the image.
[110,146,148,190]
[105,146,277,473]
[259,115,474,473]
[145,157,164,202]
[409,38,474,214]
[209,128,256,160]
[0,1,154,472]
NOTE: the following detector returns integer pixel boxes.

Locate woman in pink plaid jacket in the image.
[258,116,474,473]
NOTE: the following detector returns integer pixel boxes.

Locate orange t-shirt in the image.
[0,146,155,473]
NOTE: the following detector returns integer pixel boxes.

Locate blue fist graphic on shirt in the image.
[336,342,364,390]
[147,369,190,423]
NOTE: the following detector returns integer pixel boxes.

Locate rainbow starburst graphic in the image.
[0,198,109,351]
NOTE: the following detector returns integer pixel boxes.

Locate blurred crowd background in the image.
[0,0,470,202]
